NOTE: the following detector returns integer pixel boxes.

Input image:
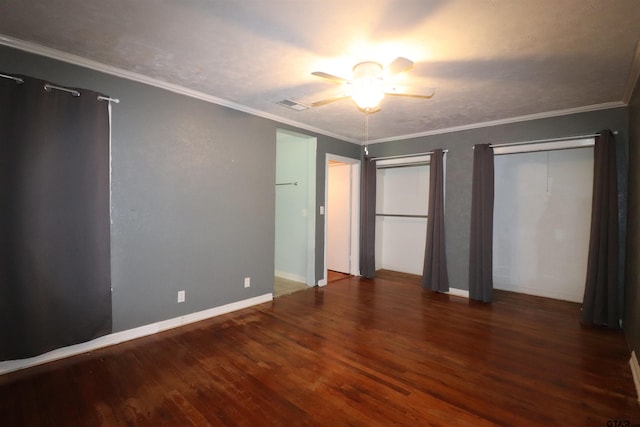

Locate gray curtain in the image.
[0,74,112,360]
[422,149,449,291]
[581,130,619,328]
[468,144,494,302]
[359,157,376,278]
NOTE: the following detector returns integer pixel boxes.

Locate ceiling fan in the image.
[310,57,435,113]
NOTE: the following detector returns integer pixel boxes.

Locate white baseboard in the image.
[630,351,640,405]
[379,264,422,276]
[446,288,470,298]
[0,293,273,376]
[274,270,306,283]
[493,284,582,303]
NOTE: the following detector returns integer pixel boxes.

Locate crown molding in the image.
[623,40,640,104]
[0,34,359,144]
[0,34,628,147]
[367,101,627,145]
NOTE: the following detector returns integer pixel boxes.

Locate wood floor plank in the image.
[1,274,639,426]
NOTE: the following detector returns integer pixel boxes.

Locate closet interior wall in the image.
[492,140,594,302]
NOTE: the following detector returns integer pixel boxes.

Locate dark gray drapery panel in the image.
[422,149,449,291]
[581,130,619,328]
[359,157,376,279]
[468,144,494,302]
[0,75,112,360]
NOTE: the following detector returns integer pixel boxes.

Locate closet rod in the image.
[487,131,618,149]
[276,182,298,186]
[375,213,428,219]
[376,162,430,170]
[0,73,23,84]
[369,149,448,162]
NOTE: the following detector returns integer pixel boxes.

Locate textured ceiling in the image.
[0,0,639,143]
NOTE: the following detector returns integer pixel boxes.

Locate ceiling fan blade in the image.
[385,86,436,99]
[311,93,351,107]
[384,57,414,77]
[311,71,351,85]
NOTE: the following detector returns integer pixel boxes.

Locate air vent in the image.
[276,99,309,111]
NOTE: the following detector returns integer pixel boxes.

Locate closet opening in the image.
[492,138,594,302]
[375,155,432,277]
[274,129,316,297]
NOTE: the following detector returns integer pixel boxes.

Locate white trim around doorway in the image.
[322,154,361,286]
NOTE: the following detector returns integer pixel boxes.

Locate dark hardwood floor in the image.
[1,273,639,426]
[327,270,351,283]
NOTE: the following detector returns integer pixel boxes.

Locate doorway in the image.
[274,129,316,296]
[323,154,360,286]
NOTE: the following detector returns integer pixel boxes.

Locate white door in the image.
[327,163,351,273]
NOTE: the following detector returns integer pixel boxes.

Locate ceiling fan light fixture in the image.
[310,57,430,112]
[351,61,385,110]
[351,82,385,110]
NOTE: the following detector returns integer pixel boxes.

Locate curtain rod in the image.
[369,149,448,161]
[488,131,618,149]
[1,73,120,103]
[97,95,120,104]
[45,84,120,103]
[0,73,24,84]
[44,83,80,97]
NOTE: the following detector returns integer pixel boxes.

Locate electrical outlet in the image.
[244,277,251,288]
[177,290,185,303]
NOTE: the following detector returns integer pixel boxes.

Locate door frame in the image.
[274,128,317,287]
[320,154,361,286]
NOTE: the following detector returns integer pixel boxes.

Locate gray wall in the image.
[3,42,633,346]
[368,108,629,290]
[0,45,357,333]
[625,83,640,354]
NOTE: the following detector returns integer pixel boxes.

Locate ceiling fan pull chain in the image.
[364,113,369,156]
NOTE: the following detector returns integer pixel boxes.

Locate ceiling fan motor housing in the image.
[352,62,384,81]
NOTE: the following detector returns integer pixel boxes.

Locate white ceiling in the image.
[0,0,639,143]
